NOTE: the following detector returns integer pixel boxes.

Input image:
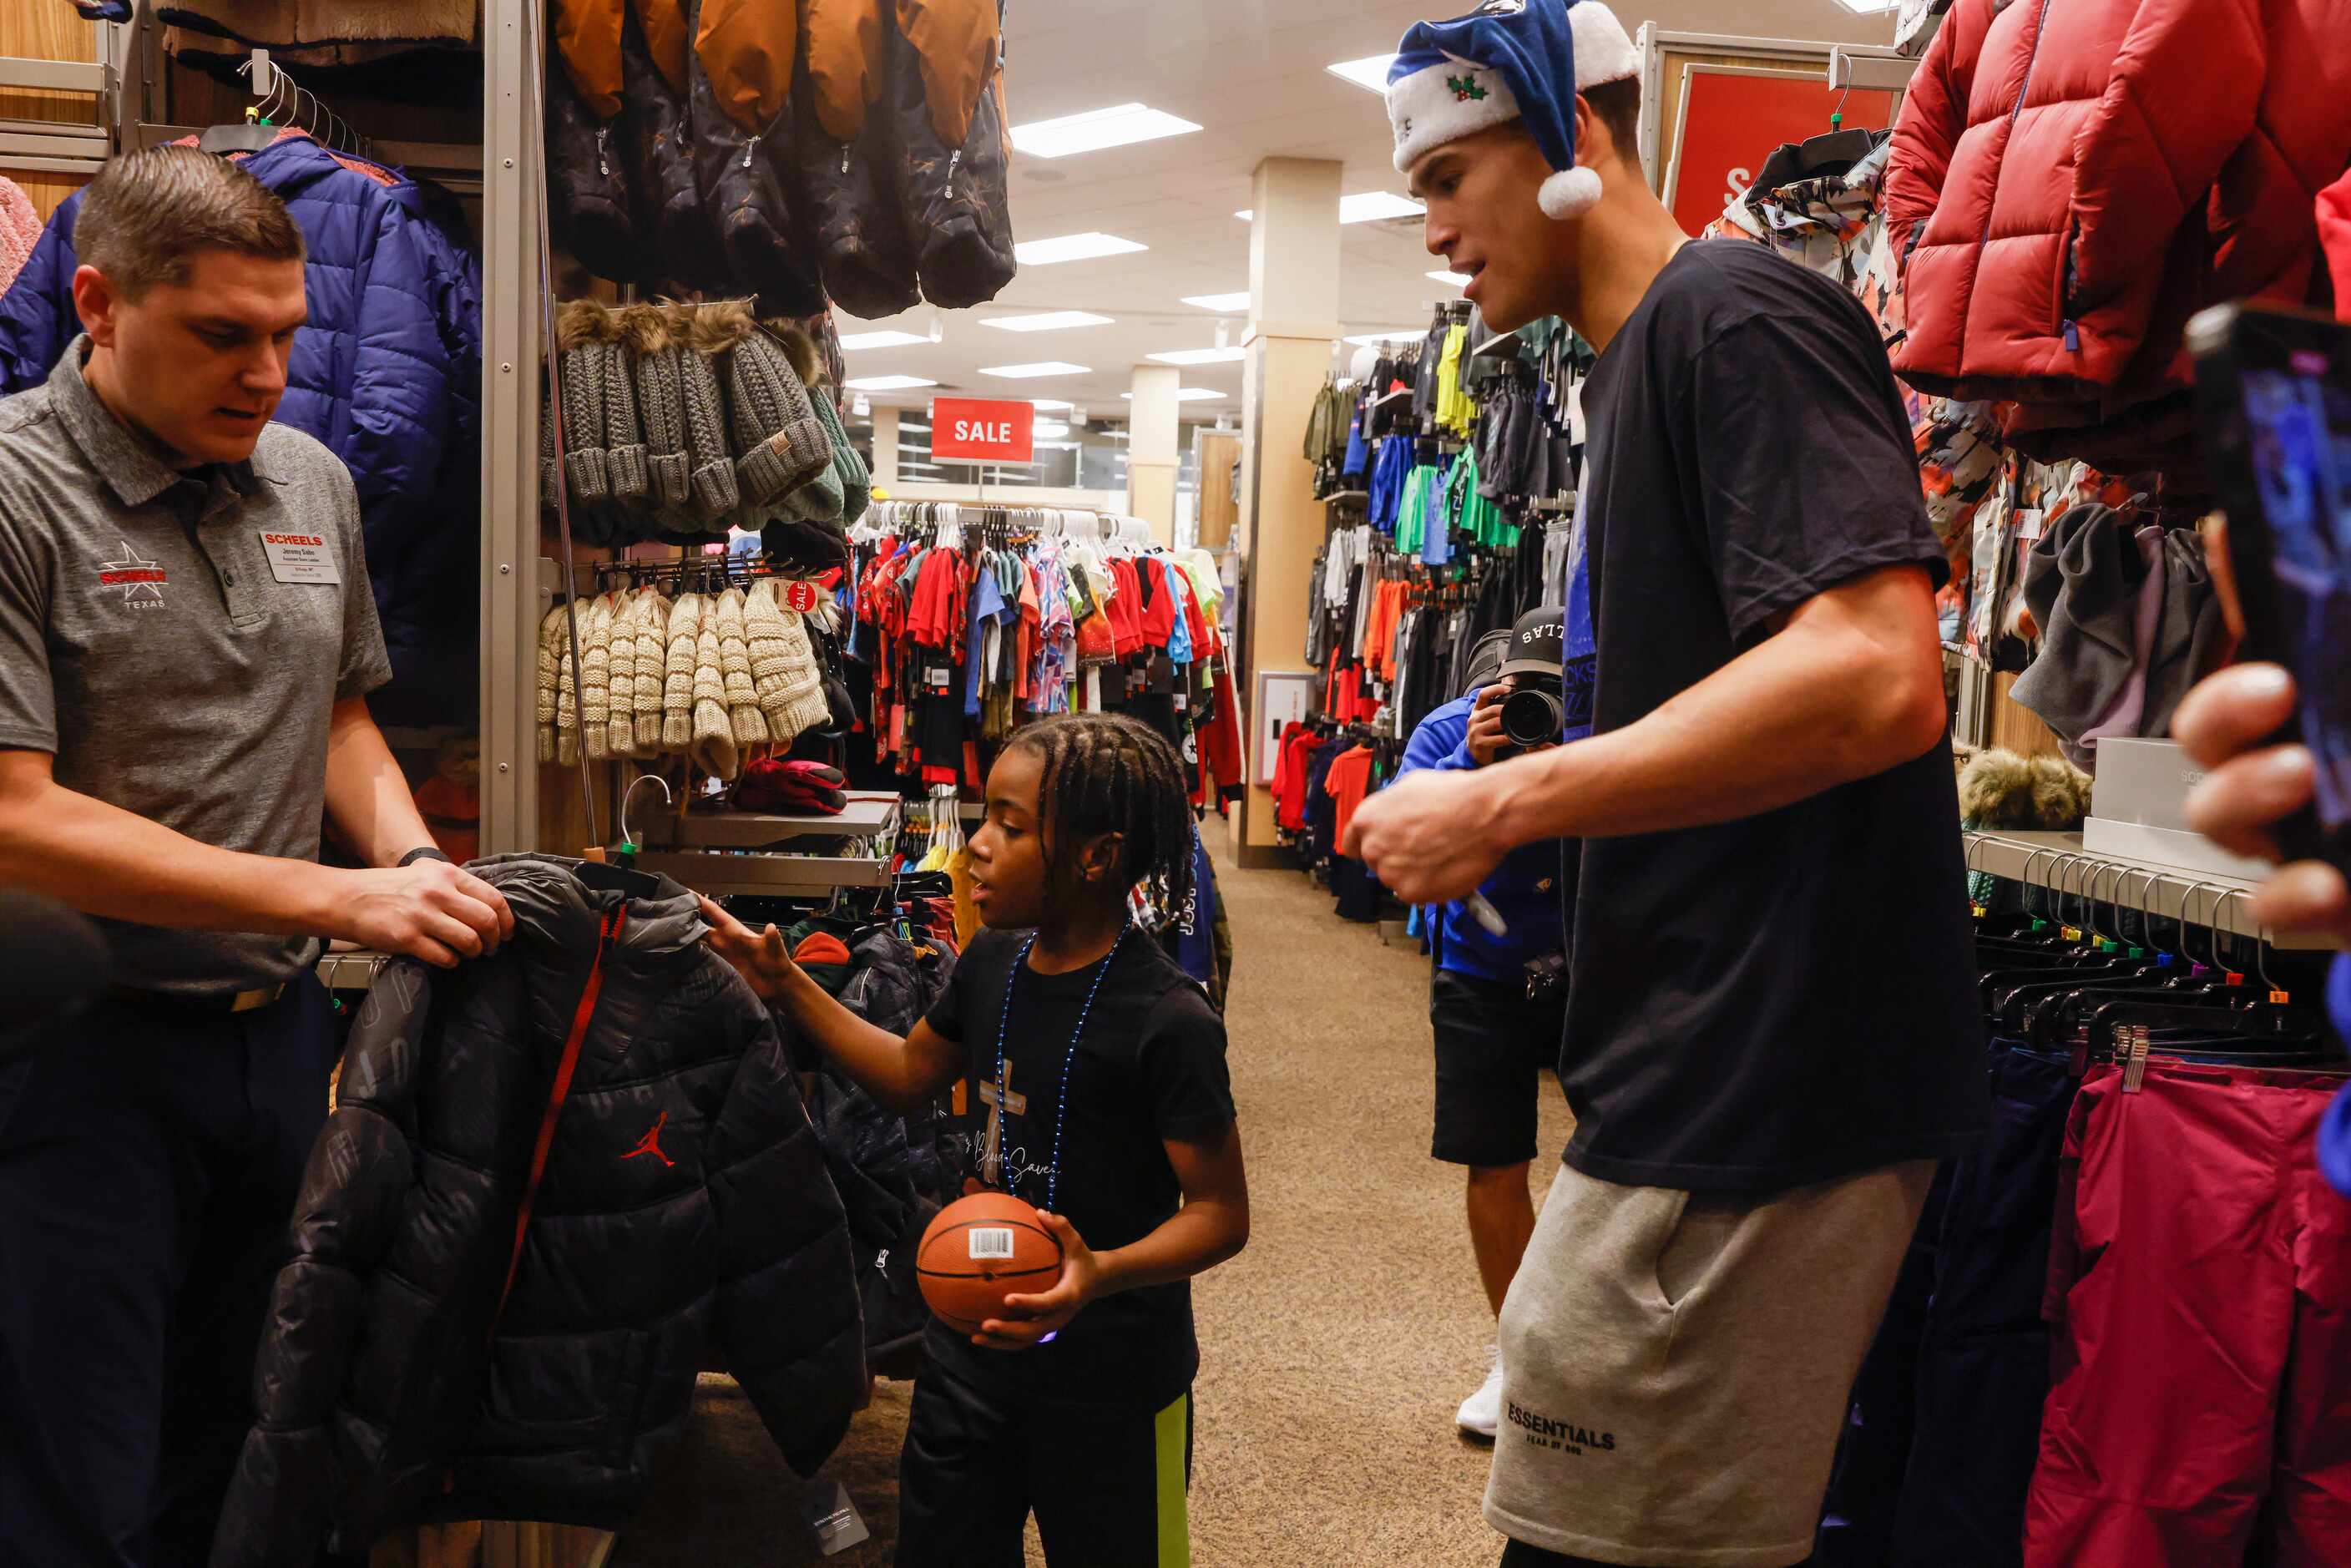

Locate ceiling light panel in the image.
[1147,346,1246,366]
[1014,230,1150,266]
[981,311,1115,332]
[1009,104,1202,159]
[1234,192,1425,225]
[980,362,1091,379]
[838,330,932,351]
[1033,420,1072,438]
[1428,271,1471,287]
[843,375,938,391]
[1183,291,1252,312]
[1125,389,1225,402]
[1326,53,1397,93]
[1344,331,1423,346]
[1029,398,1074,411]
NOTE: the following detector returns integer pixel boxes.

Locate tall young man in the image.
[0,147,512,1565]
[1347,5,1990,1565]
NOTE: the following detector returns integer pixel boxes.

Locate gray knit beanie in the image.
[778,386,848,524]
[557,299,613,504]
[622,305,691,511]
[727,326,832,507]
[677,304,742,521]
[602,341,649,504]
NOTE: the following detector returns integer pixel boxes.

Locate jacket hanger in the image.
[1750,126,1876,195]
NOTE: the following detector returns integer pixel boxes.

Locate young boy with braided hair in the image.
[702,713,1248,1566]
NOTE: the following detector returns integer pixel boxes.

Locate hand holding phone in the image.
[2189,302,2351,881]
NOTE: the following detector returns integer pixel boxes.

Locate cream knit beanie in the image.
[748,579,833,746]
[636,588,672,755]
[578,592,617,762]
[663,591,703,754]
[604,589,641,759]
[714,587,771,746]
[690,594,739,779]
[536,600,569,763]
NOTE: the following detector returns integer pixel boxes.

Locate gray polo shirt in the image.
[0,338,393,995]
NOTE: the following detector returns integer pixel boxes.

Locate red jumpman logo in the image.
[622,1111,675,1167]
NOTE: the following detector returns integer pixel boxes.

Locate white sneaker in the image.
[1456,1345,1504,1439]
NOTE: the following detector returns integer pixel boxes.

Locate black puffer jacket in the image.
[796,0,921,320]
[685,0,828,316]
[210,856,863,1567]
[889,0,1016,308]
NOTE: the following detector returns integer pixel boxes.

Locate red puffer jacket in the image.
[1885,0,2351,417]
[2323,169,2351,318]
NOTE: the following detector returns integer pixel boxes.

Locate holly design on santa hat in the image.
[1447,73,1489,102]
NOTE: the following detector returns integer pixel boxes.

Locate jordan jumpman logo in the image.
[622,1111,675,1167]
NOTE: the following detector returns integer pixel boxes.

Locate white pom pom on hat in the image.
[1539,165,1605,220]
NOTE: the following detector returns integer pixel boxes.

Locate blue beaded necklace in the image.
[993,922,1130,1214]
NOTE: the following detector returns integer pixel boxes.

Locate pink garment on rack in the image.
[0,176,40,297]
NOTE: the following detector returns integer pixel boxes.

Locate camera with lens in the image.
[1500,678,1565,750]
[1489,607,1566,755]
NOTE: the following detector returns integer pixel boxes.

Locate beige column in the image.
[1232,156,1342,867]
[1126,365,1181,545]
[870,406,901,488]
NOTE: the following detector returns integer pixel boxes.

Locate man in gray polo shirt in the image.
[0,147,511,1565]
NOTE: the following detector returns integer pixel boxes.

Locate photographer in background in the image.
[1393,610,1570,1439]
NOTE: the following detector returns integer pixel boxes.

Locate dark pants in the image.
[1502,1545,1812,1568]
[895,1357,1193,1567]
[0,975,335,1568]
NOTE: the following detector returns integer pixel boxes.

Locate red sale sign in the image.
[1665,68,1895,236]
[930,398,1035,463]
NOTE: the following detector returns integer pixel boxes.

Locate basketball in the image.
[916,1191,1064,1333]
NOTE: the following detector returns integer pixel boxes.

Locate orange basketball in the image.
[916,1191,1064,1333]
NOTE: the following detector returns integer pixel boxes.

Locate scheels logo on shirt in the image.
[262,533,326,548]
[97,539,167,609]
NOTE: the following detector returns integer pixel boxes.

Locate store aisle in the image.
[614,829,1573,1566]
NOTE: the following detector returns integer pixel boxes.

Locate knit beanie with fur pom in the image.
[679,304,744,522]
[557,299,614,506]
[723,311,832,506]
[602,339,648,505]
[622,305,691,512]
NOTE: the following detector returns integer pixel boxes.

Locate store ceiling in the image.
[839,0,1895,427]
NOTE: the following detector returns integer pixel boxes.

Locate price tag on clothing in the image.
[1174,691,1188,711]
[786,580,822,613]
[925,665,952,687]
[258,531,341,584]
[802,1479,872,1555]
[2015,508,2045,542]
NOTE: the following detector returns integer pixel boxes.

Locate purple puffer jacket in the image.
[0,134,481,707]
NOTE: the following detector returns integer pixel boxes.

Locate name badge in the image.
[260,531,341,584]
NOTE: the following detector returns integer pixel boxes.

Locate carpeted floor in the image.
[611,828,1574,1566]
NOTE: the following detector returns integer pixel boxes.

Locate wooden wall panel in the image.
[0,5,101,126]
[6,169,88,220]
[1988,674,2065,759]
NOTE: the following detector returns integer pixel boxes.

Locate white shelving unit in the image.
[1963,829,2332,951]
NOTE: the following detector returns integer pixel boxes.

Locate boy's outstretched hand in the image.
[978,1212,1102,1351]
[698,896,798,1001]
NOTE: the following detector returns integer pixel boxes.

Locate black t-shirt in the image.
[1564,239,1989,1195]
[923,925,1235,1409]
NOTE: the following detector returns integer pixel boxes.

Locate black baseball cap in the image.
[1496,607,1564,679]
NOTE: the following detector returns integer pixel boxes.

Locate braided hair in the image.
[1008,713,1196,921]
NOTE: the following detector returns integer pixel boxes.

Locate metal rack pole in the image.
[477,0,540,853]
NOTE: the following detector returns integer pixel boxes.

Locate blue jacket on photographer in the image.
[1394,609,1570,982]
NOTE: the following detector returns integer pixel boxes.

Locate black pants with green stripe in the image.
[896,1358,1193,1566]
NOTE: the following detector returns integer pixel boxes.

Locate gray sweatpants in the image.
[1484,1159,1935,1568]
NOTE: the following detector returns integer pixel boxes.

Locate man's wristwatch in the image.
[397,847,454,869]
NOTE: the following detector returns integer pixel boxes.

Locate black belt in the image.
[109,981,288,1018]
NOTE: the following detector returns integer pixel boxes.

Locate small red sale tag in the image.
[786,580,821,613]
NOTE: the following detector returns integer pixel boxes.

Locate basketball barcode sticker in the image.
[968,1227,1015,1261]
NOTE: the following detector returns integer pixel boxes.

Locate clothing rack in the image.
[856,498,1156,548]
[1962,829,2337,952]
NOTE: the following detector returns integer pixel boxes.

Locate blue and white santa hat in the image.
[1387,0,1641,220]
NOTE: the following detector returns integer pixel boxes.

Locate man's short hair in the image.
[1581,78,1643,169]
[76,145,305,301]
